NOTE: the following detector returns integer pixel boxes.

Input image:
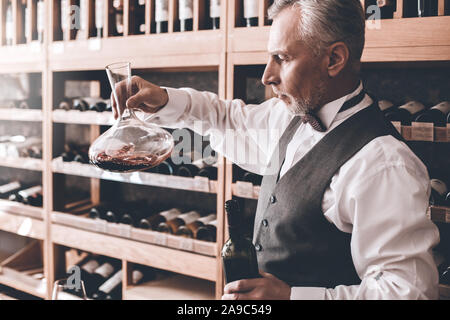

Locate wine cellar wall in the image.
[0,0,449,300]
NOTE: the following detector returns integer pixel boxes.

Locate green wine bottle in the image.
[222,200,260,284]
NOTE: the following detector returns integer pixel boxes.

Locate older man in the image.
[112,0,440,299]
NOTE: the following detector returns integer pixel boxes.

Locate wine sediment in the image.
[91,151,167,173]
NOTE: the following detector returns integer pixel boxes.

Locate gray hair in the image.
[268,0,365,71]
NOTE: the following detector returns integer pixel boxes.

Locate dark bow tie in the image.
[300,89,367,133]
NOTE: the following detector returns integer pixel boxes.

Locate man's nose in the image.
[261,60,280,86]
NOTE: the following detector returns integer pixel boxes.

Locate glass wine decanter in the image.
[89,62,174,173]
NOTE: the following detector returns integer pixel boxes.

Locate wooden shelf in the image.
[0,208,45,239]
[51,223,218,282]
[0,267,46,299]
[52,109,115,125]
[227,16,450,62]
[232,181,260,200]
[52,157,218,194]
[0,157,43,171]
[429,206,450,224]
[48,31,224,71]
[51,211,217,257]
[0,43,45,73]
[0,199,44,220]
[0,109,43,122]
[393,122,450,142]
[125,273,215,300]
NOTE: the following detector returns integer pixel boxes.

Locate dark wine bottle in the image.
[87,259,121,298]
[195,219,217,242]
[157,210,201,234]
[242,172,263,186]
[120,209,150,227]
[384,101,425,125]
[430,179,448,206]
[415,101,450,127]
[73,98,89,111]
[243,0,258,27]
[418,0,438,17]
[67,255,103,297]
[378,100,396,115]
[9,185,43,207]
[0,181,22,199]
[139,208,182,230]
[130,0,146,35]
[105,208,126,223]
[441,265,450,285]
[155,0,169,33]
[376,0,396,19]
[179,0,193,32]
[156,160,174,175]
[175,213,216,238]
[92,269,122,300]
[222,200,260,284]
[58,98,73,110]
[89,205,109,220]
[210,0,221,29]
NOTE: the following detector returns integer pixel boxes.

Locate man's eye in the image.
[275,54,287,62]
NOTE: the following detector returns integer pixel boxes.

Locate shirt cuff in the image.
[146,87,190,123]
[290,287,326,300]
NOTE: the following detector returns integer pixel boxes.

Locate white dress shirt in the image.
[148,83,440,300]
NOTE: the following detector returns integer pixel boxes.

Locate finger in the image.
[259,270,276,279]
[126,88,152,110]
[224,279,260,294]
[221,293,239,300]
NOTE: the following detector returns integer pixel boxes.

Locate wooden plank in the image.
[51,224,218,281]
[0,267,47,299]
[124,0,129,36]
[0,108,43,121]
[0,157,43,171]
[124,273,215,300]
[362,45,450,62]
[12,0,17,45]
[438,0,445,15]
[0,210,45,239]
[168,0,176,33]
[51,157,218,193]
[394,0,403,18]
[145,0,152,34]
[0,199,44,220]
[0,0,3,45]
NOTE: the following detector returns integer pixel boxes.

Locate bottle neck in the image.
[228,225,243,241]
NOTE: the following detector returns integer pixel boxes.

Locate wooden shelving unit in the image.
[0,0,449,300]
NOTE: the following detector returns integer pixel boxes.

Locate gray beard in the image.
[287,81,328,116]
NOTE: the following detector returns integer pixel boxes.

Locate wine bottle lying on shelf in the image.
[195,219,217,242]
[242,172,263,186]
[120,209,157,228]
[8,185,43,207]
[175,213,217,238]
[92,269,123,300]
[139,208,182,230]
[384,101,426,125]
[415,101,450,127]
[157,210,202,234]
[175,156,218,179]
[430,179,449,206]
[86,259,121,298]
[0,181,23,199]
[89,205,109,220]
[378,100,396,115]
[61,144,90,164]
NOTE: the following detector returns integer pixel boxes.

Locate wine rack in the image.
[0,0,449,300]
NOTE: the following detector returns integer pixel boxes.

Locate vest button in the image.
[269,195,276,204]
[262,219,268,227]
[255,244,262,251]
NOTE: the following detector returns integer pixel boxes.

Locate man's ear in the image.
[326,42,350,78]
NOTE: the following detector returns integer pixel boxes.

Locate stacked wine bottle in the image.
[87,204,217,242]
[0,180,43,207]
[58,97,112,112]
[0,135,42,159]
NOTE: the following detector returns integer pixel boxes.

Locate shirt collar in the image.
[316,81,364,131]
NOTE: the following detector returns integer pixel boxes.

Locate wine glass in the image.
[52,278,88,300]
[88,62,174,172]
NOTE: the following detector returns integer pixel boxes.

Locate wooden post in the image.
[168,0,176,33]
[124,0,129,35]
[90,125,101,206]
[394,0,403,18]
[438,0,445,15]
[145,0,151,33]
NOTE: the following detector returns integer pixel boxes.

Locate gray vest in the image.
[253,103,403,288]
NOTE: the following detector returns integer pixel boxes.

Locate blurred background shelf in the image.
[0,109,43,122]
[51,223,218,282]
[0,157,43,171]
[125,273,215,300]
[51,157,218,194]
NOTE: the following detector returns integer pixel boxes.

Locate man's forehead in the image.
[267,7,302,53]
